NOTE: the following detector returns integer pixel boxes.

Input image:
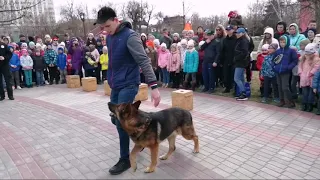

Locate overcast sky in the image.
[54,0,252,22]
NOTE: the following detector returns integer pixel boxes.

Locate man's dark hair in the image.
[94,6,117,25]
[309,20,316,24]
[162,28,168,32]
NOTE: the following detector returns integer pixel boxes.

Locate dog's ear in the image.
[133,100,141,110]
[108,102,117,113]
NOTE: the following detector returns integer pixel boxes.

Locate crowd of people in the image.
[0,11,320,114]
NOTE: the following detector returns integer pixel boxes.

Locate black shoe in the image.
[301,103,307,111]
[307,104,313,112]
[8,96,14,100]
[316,110,320,115]
[49,82,53,85]
[207,89,214,94]
[201,88,208,92]
[222,89,230,93]
[236,93,248,101]
[0,97,5,101]
[55,81,59,85]
[109,159,130,175]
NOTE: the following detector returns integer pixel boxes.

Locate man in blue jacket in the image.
[94,7,161,175]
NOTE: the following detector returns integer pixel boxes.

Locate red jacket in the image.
[256,53,268,82]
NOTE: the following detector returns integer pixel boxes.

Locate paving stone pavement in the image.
[1,84,320,179]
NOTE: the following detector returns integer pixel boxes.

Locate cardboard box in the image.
[82,77,97,92]
[66,75,81,88]
[134,83,148,101]
[104,80,112,96]
[172,89,193,110]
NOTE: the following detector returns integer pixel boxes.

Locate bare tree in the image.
[243,1,266,36]
[0,0,45,26]
[144,3,154,34]
[154,11,164,32]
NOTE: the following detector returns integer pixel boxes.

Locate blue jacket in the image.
[183,49,199,73]
[107,23,140,89]
[57,53,67,70]
[261,54,276,78]
[272,35,298,74]
[312,71,320,92]
[9,53,20,72]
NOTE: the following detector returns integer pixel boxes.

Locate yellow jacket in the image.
[100,54,109,70]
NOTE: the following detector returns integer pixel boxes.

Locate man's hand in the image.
[151,88,161,107]
[314,89,317,94]
[212,62,217,67]
[0,56,4,60]
[206,39,211,43]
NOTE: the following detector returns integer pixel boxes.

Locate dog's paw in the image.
[144,166,155,173]
[159,154,168,160]
[193,149,200,153]
[131,163,137,172]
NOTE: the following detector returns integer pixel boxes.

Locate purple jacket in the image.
[68,43,83,70]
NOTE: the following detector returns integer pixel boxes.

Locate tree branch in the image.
[0,0,45,13]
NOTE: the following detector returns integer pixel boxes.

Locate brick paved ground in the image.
[1,84,320,179]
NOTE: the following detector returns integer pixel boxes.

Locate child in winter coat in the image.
[299,43,320,112]
[183,40,199,91]
[272,35,298,108]
[32,49,46,86]
[158,43,171,87]
[57,47,67,84]
[99,46,109,81]
[83,47,97,77]
[167,43,181,89]
[261,43,279,103]
[44,44,58,85]
[66,54,72,75]
[291,39,310,99]
[256,44,270,97]
[146,44,158,80]
[8,45,21,90]
[20,49,33,88]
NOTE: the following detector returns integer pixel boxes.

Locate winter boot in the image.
[301,103,307,111]
[285,100,295,108]
[277,99,285,107]
[307,104,313,112]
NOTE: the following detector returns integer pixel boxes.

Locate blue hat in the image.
[226,25,233,31]
[236,28,246,34]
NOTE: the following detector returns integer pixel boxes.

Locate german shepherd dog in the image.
[108,100,200,173]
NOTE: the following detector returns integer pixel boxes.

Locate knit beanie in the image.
[180,39,187,45]
[29,41,35,48]
[262,44,269,50]
[187,40,194,47]
[308,28,317,35]
[300,39,311,47]
[173,33,180,38]
[269,43,279,50]
[153,39,160,46]
[160,43,167,49]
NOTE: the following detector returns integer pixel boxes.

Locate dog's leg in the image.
[144,143,159,173]
[181,125,200,153]
[160,133,177,160]
[130,144,144,172]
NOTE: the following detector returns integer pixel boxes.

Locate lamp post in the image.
[79,12,86,39]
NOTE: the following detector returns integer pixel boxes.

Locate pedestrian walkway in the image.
[0,85,320,179]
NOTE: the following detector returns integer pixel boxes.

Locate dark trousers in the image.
[202,63,215,90]
[170,72,180,88]
[264,76,279,99]
[0,64,13,98]
[102,70,107,81]
[276,73,292,101]
[223,65,234,90]
[302,87,314,104]
[96,64,102,84]
[153,68,159,81]
[72,69,83,79]
[85,69,96,78]
[246,63,252,82]
[215,66,223,86]
[44,68,49,81]
[110,85,139,159]
[48,66,59,83]
[291,75,300,98]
